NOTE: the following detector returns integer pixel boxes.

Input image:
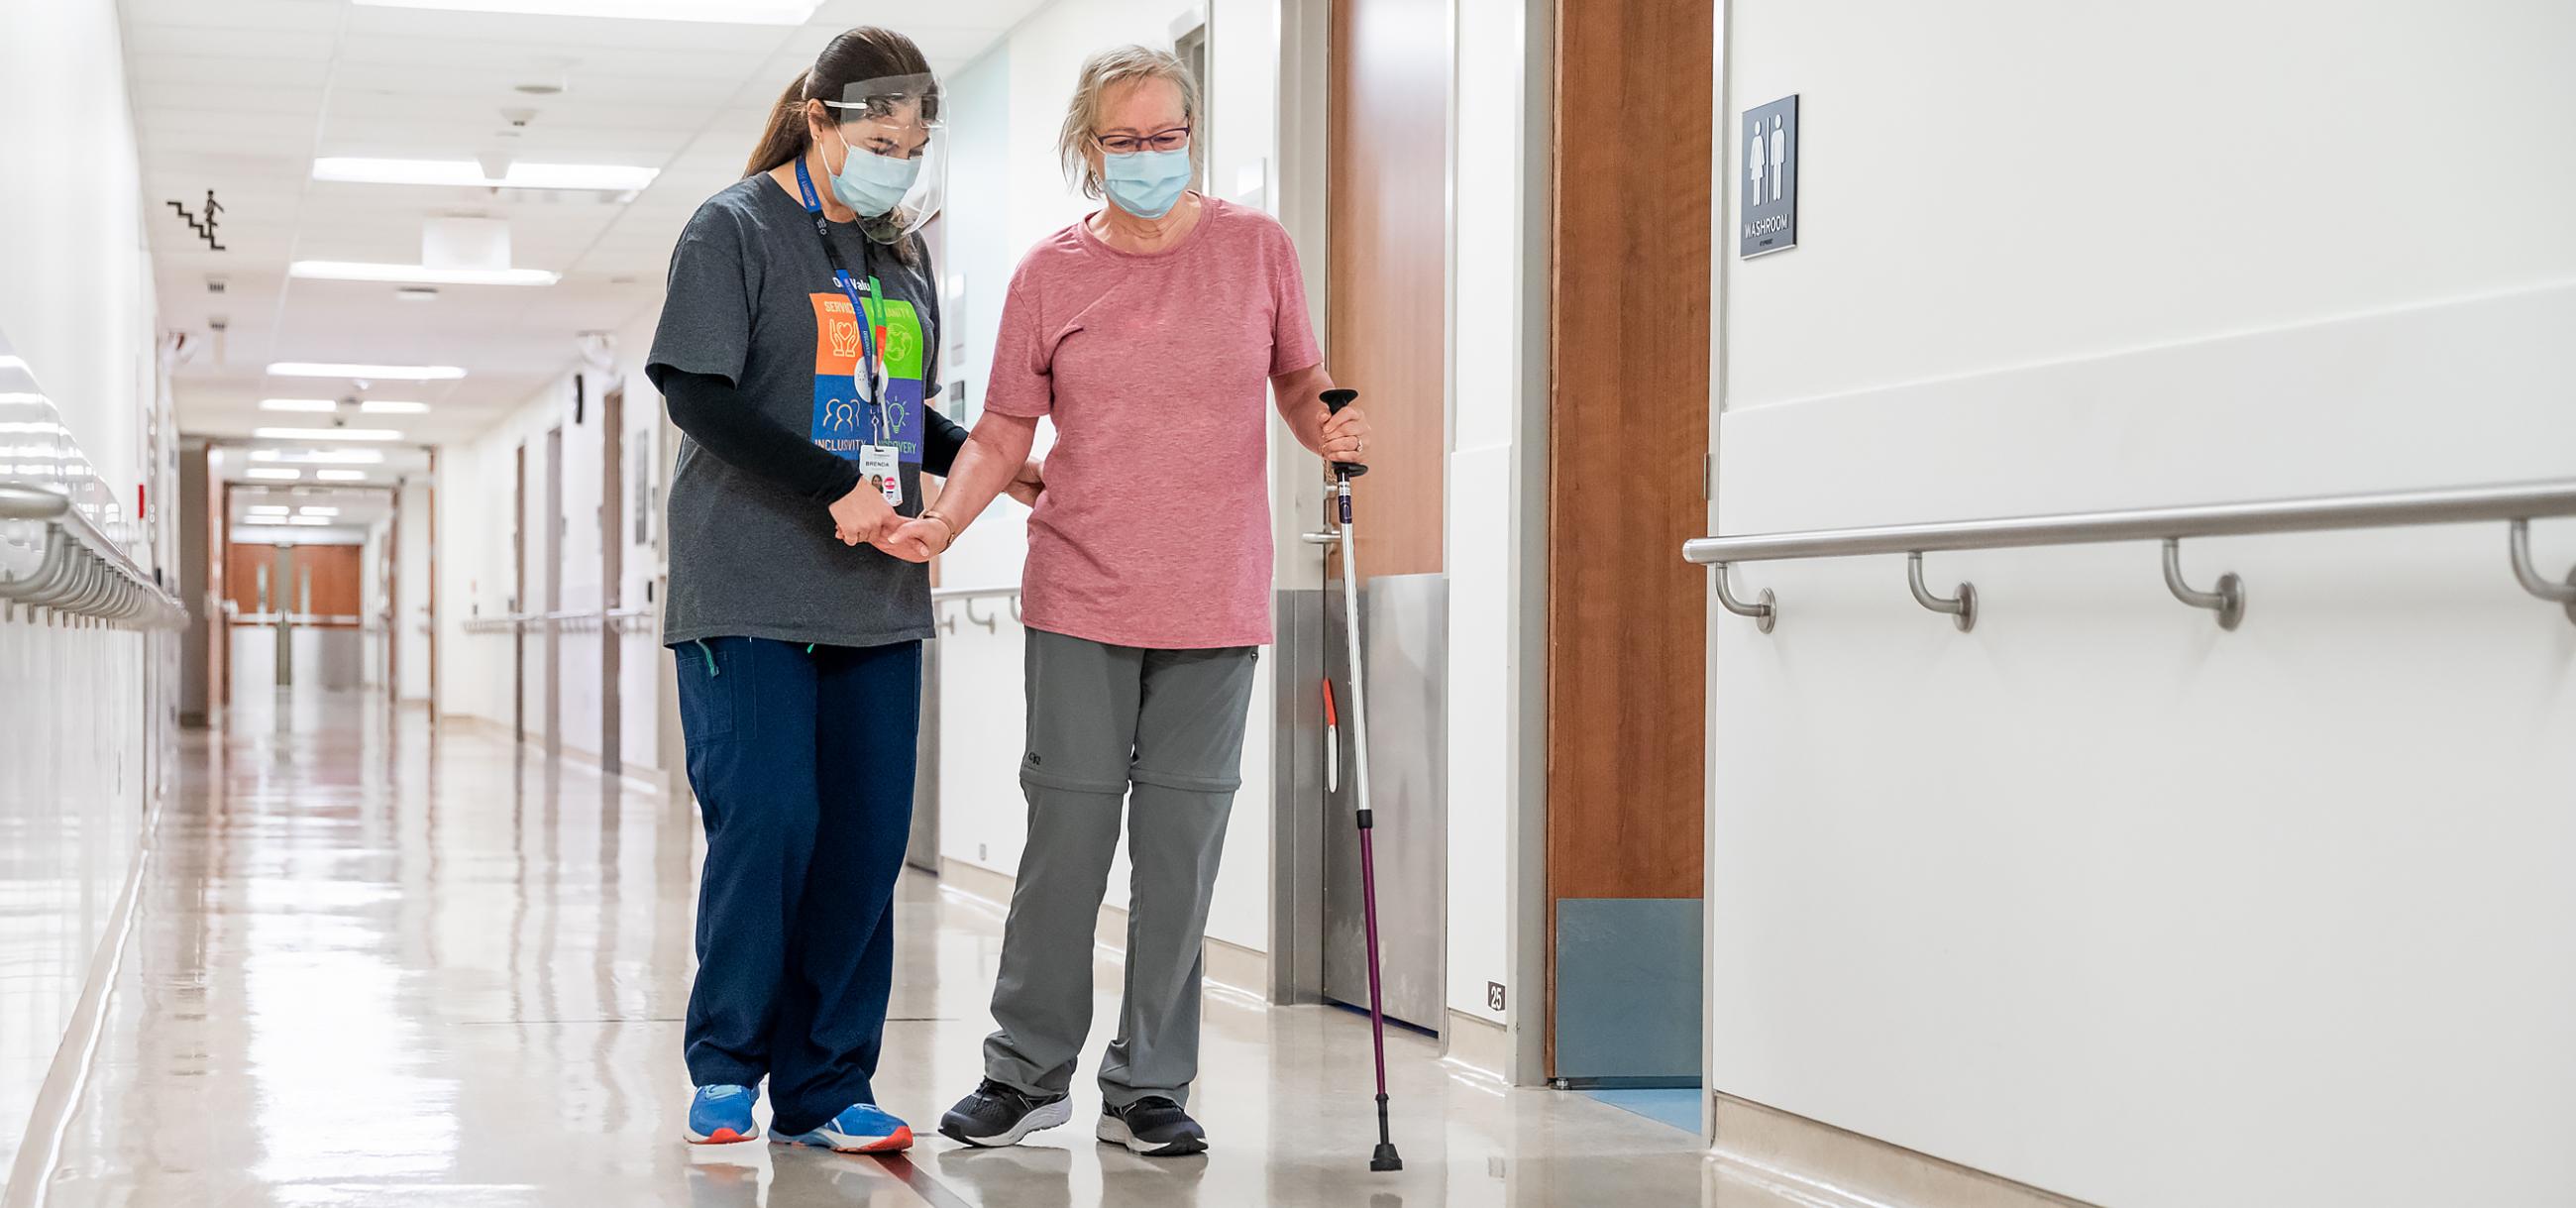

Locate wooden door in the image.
[514,442,527,744]
[544,426,564,757]
[1328,0,1447,576]
[1543,0,1714,1077]
[600,388,625,774]
[1316,0,1451,1030]
[295,545,363,619]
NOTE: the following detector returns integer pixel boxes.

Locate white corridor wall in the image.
[436,309,664,768]
[0,0,170,1181]
[1705,2,2576,1205]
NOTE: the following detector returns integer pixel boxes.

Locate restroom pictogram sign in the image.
[1740,94,1797,258]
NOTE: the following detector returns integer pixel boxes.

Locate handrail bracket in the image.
[1711,564,1775,634]
[2161,538,2245,630]
[1906,552,1977,632]
[2509,518,2576,625]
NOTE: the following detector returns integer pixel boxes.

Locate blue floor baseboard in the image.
[1577,1087,1701,1134]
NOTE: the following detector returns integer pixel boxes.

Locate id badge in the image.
[860,444,902,507]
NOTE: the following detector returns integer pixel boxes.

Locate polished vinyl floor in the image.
[24,692,1772,1207]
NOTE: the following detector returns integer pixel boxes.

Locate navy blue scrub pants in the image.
[675,635,919,1137]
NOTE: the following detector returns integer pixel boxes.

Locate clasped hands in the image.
[831,461,1044,563]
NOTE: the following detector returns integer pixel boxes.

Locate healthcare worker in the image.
[647,26,1030,1154]
[881,46,1369,1158]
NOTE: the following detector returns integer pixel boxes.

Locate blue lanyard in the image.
[793,158,884,414]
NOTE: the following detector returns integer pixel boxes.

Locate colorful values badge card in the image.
[807,291,929,464]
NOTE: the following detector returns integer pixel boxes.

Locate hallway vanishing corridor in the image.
[26,695,1730,1207]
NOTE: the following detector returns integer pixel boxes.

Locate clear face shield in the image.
[820,72,946,244]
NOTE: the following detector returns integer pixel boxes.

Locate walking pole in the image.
[1323,387,1402,1173]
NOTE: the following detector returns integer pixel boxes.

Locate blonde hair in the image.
[1056,46,1203,200]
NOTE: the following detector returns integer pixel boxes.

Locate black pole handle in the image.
[1321,387,1367,479]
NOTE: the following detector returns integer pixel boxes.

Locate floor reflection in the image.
[31,691,1718,1206]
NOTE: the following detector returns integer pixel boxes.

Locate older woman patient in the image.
[873,46,1367,1157]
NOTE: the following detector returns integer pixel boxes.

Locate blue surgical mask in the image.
[1102,147,1192,220]
[828,133,919,218]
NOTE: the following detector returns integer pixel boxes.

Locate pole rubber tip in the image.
[1370,1144,1404,1172]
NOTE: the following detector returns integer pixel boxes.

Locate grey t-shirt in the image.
[650,173,944,649]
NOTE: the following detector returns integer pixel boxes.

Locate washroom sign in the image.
[1740,94,1797,258]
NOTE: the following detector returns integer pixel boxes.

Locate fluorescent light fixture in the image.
[246,468,301,481]
[248,504,290,514]
[359,399,430,414]
[301,449,386,464]
[261,398,340,413]
[0,356,25,371]
[254,427,404,442]
[299,506,341,517]
[316,469,372,482]
[287,514,333,526]
[268,362,465,381]
[311,157,661,191]
[290,261,560,286]
[252,448,386,465]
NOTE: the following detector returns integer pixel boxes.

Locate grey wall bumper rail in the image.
[1684,479,2576,632]
[0,482,187,630]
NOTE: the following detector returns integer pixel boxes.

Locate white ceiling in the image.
[130,0,1041,447]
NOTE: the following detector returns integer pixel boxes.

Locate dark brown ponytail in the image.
[743,69,814,178]
[741,27,938,178]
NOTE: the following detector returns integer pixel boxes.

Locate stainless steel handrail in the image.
[463,592,1020,637]
[461,611,529,634]
[0,482,186,629]
[930,584,1021,632]
[1686,479,2576,631]
[232,612,365,626]
[462,606,659,635]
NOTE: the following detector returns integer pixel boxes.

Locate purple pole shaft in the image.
[1358,827,1390,1096]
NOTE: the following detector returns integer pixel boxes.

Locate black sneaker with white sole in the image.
[938,1079,1072,1148]
[1097,1097,1207,1156]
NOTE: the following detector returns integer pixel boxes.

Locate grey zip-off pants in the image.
[982,628,1257,1109]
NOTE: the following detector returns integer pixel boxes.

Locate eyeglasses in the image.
[1096,126,1191,155]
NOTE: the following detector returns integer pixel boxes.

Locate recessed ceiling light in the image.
[311,157,660,191]
[254,427,404,442]
[299,506,342,517]
[246,468,301,481]
[268,363,464,381]
[315,469,372,482]
[286,514,333,526]
[291,261,559,286]
[359,400,430,414]
[349,0,821,24]
[250,448,388,465]
[261,398,340,412]
[248,504,290,514]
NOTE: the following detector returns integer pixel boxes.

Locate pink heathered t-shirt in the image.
[983,196,1321,649]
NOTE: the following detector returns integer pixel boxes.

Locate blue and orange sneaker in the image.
[685,1084,760,1145]
[772,1103,912,1153]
